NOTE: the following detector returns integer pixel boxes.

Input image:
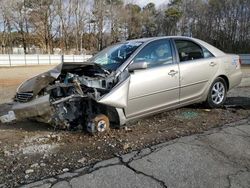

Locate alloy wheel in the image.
[211,82,225,105]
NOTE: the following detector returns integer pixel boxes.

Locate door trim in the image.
[129,86,180,101]
[180,79,208,88]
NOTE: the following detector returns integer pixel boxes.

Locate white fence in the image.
[240,54,250,65]
[0,54,248,67]
[0,54,92,67]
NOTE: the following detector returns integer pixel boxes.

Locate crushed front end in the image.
[11,62,129,133]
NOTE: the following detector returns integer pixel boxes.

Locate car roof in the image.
[126,36,193,43]
[126,36,225,57]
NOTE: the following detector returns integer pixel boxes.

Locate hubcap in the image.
[97,120,106,132]
[211,82,225,104]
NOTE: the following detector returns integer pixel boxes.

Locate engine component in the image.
[51,97,84,129]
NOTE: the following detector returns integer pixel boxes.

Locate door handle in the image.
[168,70,178,76]
[210,62,217,66]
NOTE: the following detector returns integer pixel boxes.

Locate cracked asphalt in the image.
[21,120,250,188]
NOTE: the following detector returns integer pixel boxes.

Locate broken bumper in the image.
[12,95,54,123]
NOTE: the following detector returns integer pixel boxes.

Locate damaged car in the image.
[9,36,242,133]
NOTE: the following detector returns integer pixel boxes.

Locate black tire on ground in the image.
[205,77,227,108]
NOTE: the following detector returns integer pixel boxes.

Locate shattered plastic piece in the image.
[0,111,16,123]
[204,109,211,112]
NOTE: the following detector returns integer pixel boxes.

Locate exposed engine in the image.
[13,65,117,129]
[38,64,118,130]
[12,62,129,133]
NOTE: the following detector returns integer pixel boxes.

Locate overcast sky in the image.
[126,0,169,7]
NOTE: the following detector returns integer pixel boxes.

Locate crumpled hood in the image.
[17,63,63,96]
[17,62,93,96]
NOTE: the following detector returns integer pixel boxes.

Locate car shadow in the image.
[224,96,250,109]
[0,120,54,132]
[188,96,250,110]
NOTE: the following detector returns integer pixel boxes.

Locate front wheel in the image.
[206,78,227,108]
[87,114,110,134]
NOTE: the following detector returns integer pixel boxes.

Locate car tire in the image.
[206,77,227,108]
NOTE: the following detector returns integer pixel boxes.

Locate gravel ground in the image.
[0,65,250,187]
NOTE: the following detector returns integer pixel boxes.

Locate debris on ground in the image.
[204,109,211,112]
[62,168,69,173]
[124,126,132,132]
[78,157,87,164]
[0,111,16,123]
[182,111,198,119]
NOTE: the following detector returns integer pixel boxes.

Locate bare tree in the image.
[92,0,105,50]
[105,0,124,43]
[0,0,14,53]
[124,3,142,39]
[28,0,59,53]
[141,3,158,37]
[72,0,88,53]
[0,0,250,54]
[10,0,31,54]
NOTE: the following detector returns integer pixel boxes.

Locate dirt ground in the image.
[0,65,250,187]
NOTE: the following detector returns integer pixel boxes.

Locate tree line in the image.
[0,0,249,54]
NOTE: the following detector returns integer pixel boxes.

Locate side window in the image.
[133,39,173,68]
[203,47,214,58]
[175,40,204,62]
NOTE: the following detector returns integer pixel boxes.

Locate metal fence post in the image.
[8,54,11,67]
[24,53,27,66]
[37,54,39,65]
[61,54,64,63]
[49,54,51,64]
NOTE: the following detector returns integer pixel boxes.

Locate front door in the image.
[125,39,180,118]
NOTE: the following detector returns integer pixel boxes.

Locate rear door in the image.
[173,39,219,104]
[125,39,180,118]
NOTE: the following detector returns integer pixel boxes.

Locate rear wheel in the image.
[206,78,227,108]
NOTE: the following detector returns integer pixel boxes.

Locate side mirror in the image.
[128,61,148,72]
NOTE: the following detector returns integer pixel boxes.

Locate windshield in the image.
[88,41,143,71]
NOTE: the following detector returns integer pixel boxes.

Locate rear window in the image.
[174,40,214,62]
